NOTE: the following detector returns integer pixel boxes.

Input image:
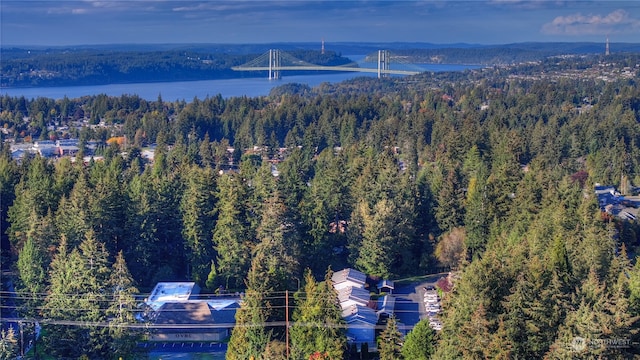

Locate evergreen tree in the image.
[352,197,414,278]
[0,327,18,360]
[107,251,141,358]
[55,173,92,249]
[630,258,640,316]
[16,236,47,317]
[89,158,127,257]
[125,170,185,286]
[434,167,465,232]
[458,303,490,359]
[0,152,19,262]
[290,268,346,360]
[401,318,435,360]
[211,173,251,290]
[180,165,217,285]
[253,191,301,294]
[463,162,489,258]
[378,316,403,360]
[7,156,57,249]
[43,232,113,359]
[302,148,352,275]
[485,318,513,360]
[226,265,270,360]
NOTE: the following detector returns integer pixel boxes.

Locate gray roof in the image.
[337,286,370,306]
[155,302,214,327]
[342,304,378,325]
[154,300,239,331]
[377,279,395,291]
[332,268,366,287]
[210,302,240,325]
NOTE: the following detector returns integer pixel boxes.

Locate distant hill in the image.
[5,41,640,56]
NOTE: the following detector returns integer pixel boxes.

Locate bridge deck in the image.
[231,65,420,76]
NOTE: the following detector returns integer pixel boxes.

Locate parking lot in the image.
[391,273,447,333]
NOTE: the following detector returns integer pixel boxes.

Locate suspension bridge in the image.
[232,49,422,79]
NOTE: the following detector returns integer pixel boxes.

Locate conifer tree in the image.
[107,251,140,358]
[43,232,113,358]
[401,318,435,360]
[16,236,46,317]
[352,197,414,278]
[463,162,489,258]
[180,165,217,285]
[378,316,403,360]
[226,263,270,360]
[302,148,352,274]
[458,303,490,359]
[7,156,57,249]
[0,327,18,360]
[211,173,251,289]
[55,173,92,248]
[290,268,346,360]
[89,158,127,257]
[0,152,19,260]
[485,318,513,360]
[253,190,301,295]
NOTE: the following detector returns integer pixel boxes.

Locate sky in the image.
[2,1,640,46]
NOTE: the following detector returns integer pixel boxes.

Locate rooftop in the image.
[342,304,378,325]
[337,286,370,308]
[332,268,367,288]
[146,282,200,310]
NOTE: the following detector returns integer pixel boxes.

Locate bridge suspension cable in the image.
[232,49,421,79]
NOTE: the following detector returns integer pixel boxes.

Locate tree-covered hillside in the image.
[1,53,640,358]
[0,49,352,88]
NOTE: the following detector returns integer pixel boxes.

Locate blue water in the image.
[1,63,481,102]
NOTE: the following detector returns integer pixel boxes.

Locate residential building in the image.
[332,268,366,291]
[341,304,378,349]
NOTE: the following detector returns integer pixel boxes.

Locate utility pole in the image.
[19,321,24,357]
[285,290,290,360]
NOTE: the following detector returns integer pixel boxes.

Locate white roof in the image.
[146,282,198,310]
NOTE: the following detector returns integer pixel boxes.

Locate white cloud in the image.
[489,0,566,10]
[542,9,640,35]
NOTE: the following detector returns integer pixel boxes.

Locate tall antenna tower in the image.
[606,35,610,56]
[321,38,325,55]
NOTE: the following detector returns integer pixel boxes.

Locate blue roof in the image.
[338,286,370,306]
[342,304,378,325]
[332,268,367,287]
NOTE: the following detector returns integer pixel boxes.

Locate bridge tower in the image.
[269,49,282,80]
[377,50,390,78]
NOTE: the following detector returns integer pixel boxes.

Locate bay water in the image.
[1,63,481,102]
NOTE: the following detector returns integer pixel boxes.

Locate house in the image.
[144,282,240,344]
[32,141,57,157]
[148,300,239,342]
[342,304,378,350]
[11,149,28,162]
[377,279,394,294]
[146,282,201,311]
[376,295,395,318]
[332,268,366,291]
[337,286,371,309]
[332,268,381,352]
[595,185,640,221]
